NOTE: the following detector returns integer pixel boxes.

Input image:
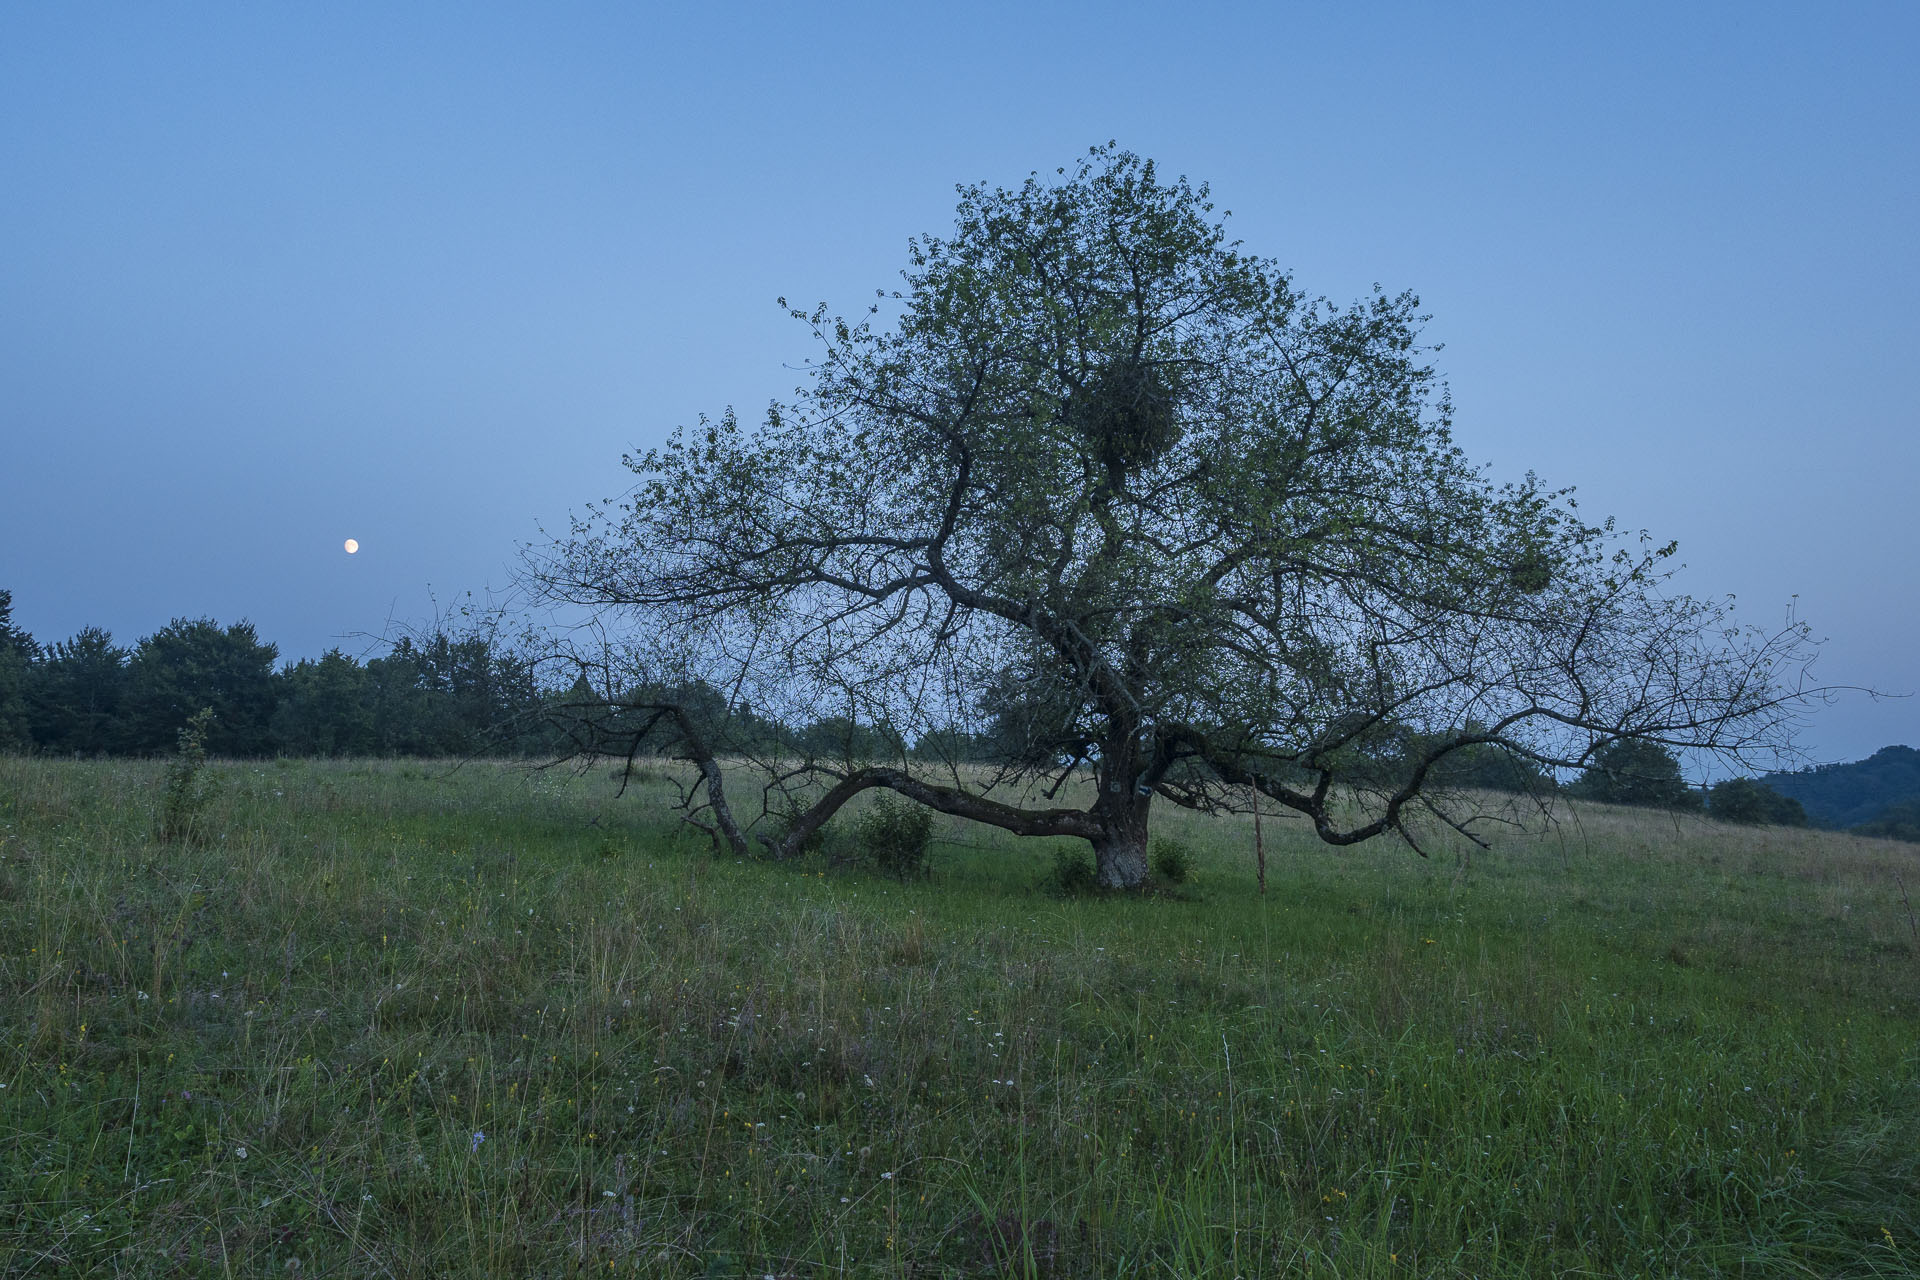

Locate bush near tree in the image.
[1150,835,1195,884]
[1705,777,1808,826]
[1567,739,1703,811]
[856,795,935,879]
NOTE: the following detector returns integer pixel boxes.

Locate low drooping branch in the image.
[766,764,1103,859]
[549,687,1104,863]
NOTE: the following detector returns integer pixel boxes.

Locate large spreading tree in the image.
[530,147,1812,888]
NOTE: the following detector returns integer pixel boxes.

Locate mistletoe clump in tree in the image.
[532,146,1811,890]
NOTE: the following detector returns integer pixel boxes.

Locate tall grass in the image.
[0,755,1914,1277]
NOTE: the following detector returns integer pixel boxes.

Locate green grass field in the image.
[1,755,1915,1278]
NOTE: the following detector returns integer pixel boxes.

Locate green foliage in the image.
[969,666,1094,770]
[3,596,565,760]
[791,714,905,764]
[125,617,280,756]
[26,626,127,755]
[363,631,545,756]
[155,708,219,843]
[1430,740,1559,795]
[0,650,25,752]
[855,794,934,879]
[906,725,1005,764]
[1074,352,1182,490]
[0,590,34,750]
[533,146,1813,889]
[1853,798,1920,843]
[1765,745,1920,829]
[555,675,794,762]
[0,589,33,660]
[1568,739,1703,811]
[1048,845,1099,896]
[1338,724,1561,795]
[1706,777,1808,826]
[270,648,376,756]
[1149,834,1194,883]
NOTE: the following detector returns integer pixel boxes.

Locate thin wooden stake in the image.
[1897,872,1918,955]
[1251,784,1266,896]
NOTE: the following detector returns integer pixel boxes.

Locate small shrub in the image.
[857,796,934,879]
[1150,835,1194,884]
[157,708,219,844]
[1049,846,1098,897]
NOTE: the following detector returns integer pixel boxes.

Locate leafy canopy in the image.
[533,146,1812,885]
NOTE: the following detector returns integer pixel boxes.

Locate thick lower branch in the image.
[657,705,754,859]
[770,765,1104,859]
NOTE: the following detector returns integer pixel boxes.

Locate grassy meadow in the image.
[1,754,1916,1278]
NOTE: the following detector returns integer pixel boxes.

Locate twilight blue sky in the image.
[1,3,1914,764]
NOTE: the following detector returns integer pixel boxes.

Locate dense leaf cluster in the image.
[1566,739,1704,811]
[1704,777,1808,827]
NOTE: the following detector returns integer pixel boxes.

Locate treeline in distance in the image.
[0,588,1893,836]
[0,589,556,759]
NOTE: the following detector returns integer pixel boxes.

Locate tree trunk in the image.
[1092,823,1150,889]
[1091,728,1153,889]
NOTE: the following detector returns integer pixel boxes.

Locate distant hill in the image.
[1765,745,1920,829]
[1853,799,1920,843]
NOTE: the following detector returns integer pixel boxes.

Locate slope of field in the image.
[1,757,1916,1278]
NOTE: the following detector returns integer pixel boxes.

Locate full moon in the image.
[343,539,359,555]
